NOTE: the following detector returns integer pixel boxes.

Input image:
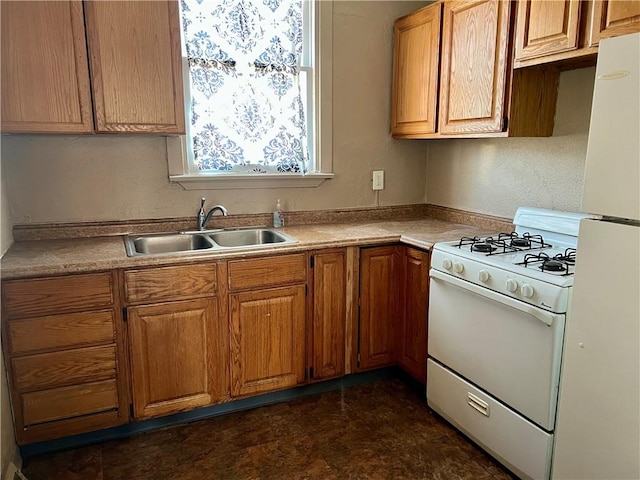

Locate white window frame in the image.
[168,0,333,190]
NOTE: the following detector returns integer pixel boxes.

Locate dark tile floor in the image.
[22,379,516,480]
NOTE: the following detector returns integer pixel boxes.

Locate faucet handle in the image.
[200,197,206,209]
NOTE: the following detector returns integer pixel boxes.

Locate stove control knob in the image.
[521,284,535,298]
[453,262,465,274]
[478,270,490,282]
[506,279,519,293]
[442,258,453,270]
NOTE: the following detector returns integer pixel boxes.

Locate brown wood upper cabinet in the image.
[123,263,228,420]
[1,272,129,445]
[391,3,442,136]
[0,0,185,134]
[591,1,640,45]
[392,0,559,139]
[514,0,640,68]
[515,0,582,61]
[439,0,512,134]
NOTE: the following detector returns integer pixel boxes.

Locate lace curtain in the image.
[180,0,307,173]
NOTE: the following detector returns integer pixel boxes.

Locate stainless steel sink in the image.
[208,228,296,248]
[125,233,215,256]
[124,228,297,256]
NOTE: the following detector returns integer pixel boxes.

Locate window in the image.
[169,0,333,189]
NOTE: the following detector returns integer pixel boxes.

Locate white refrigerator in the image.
[552,33,640,479]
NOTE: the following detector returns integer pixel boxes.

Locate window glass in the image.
[179,0,312,174]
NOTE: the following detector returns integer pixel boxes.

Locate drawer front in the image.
[3,273,114,318]
[427,359,553,480]
[8,310,115,354]
[21,379,118,426]
[228,254,307,291]
[13,345,117,391]
[124,264,217,304]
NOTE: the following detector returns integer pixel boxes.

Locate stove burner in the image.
[511,238,531,248]
[471,243,497,253]
[541,260,567,273]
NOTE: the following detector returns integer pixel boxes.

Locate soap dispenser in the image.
[273,199,284,228]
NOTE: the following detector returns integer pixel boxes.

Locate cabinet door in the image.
[0,1,93,133]
[84,1,185,133]
[230,286,306,397]
[310,250,346,381]
[128,298,226,419]
[515,0,581,61]
[590,0,640,46]
[439,0,511,134]
[399,248,430,383]
[359,246,401,370]
[391,3,442,137]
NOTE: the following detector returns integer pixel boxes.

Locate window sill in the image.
[169,173,334,190]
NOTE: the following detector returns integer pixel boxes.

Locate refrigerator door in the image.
[553,219,640,479]
[582,32,640,221]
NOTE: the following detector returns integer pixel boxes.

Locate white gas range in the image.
[426,207,596,480]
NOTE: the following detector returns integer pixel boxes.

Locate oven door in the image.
[427,269,565,431]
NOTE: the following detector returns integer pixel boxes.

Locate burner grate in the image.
[517,248,576,276]
[455,232,552,255]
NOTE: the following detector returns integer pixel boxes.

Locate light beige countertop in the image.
[0,217,503,280]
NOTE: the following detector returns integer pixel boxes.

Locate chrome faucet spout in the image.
[198,199,228,231]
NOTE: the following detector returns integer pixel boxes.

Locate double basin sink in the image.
[125,228,297,256]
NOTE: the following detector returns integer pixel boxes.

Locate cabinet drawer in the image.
[124,264,217,304]
[21,379,118,427]
[8,310,115,354]
[3,273,114,318]
[228,254,307,291]
[12,345,117,391]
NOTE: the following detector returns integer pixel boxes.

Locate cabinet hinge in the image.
[309,367,314,379]
[502,117,509,131]
[310,255,314,268]
[122,308,128,322]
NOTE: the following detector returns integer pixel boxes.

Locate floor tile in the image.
[22,378,517,480]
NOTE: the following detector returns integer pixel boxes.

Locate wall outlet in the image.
[372,170,384,190]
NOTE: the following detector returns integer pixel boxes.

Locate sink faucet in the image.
[198,197,228,231]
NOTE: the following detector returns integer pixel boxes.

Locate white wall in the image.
[0,1,429,225]
[426,67,596,219]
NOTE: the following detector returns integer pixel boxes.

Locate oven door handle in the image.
[429,269,555,327]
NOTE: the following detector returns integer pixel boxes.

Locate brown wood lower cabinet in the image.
[229,285,306,397]
[398,247,430,383]
[1,245,433,445]
[358,246,402,370]
[310,249,347,381]
[1,272,128,445]
[127,298,227,419]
